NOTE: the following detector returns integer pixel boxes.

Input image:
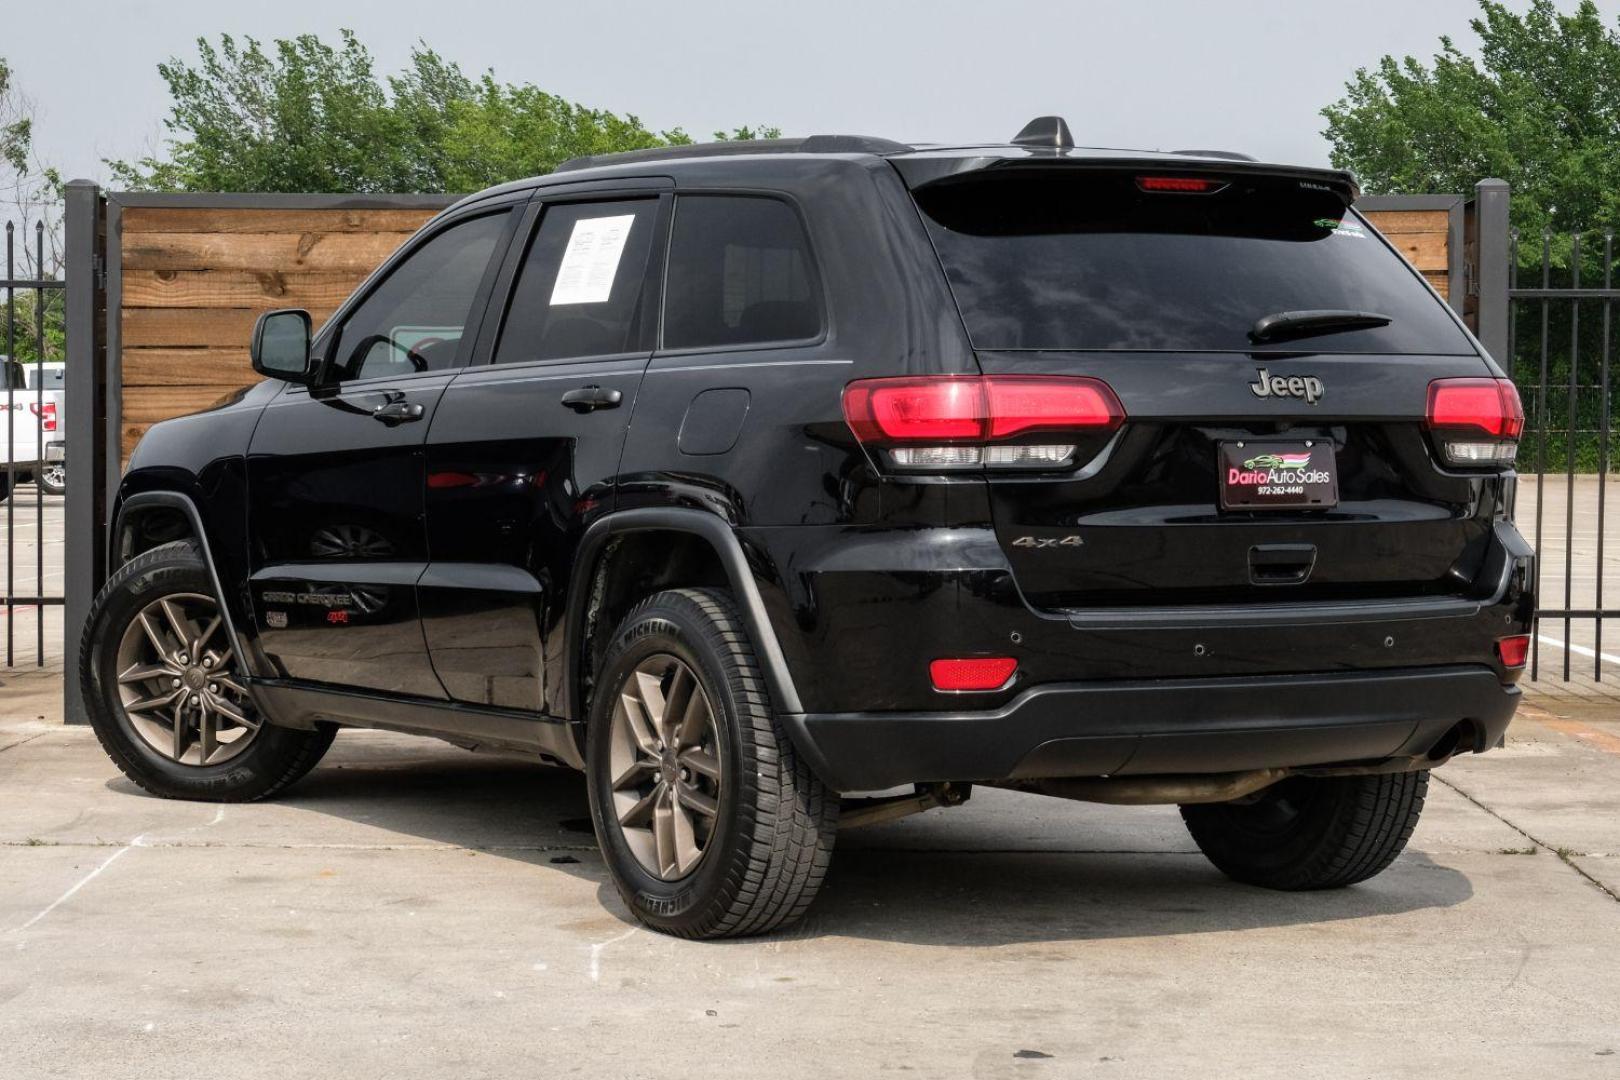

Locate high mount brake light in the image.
[842,376,1123,471]
[1426,378,1523,466]
[1136,176,1227,194]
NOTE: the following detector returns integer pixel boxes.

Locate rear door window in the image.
[910,171,1474,355]
[662,196,823,350]
[494,198,661,364]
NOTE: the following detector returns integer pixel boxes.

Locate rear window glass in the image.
[911,171,1474,355]
[663,196,822,350]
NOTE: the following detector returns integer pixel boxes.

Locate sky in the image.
[9,0,1618,186]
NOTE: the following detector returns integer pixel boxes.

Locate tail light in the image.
[843,376,1124,471]
[28,402,56,432]
[930,657,1018,692]
[1426,378,1522,466]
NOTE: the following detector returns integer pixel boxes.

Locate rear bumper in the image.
[44,440,64,464]
[783,665,1519,792]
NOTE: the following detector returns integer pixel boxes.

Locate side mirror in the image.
[250,309,315,384]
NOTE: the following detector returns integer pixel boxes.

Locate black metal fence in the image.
[1,217,65,668]
[1508,223,1620,682]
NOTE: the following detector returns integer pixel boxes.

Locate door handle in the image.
[371,399,425,425]
[560,385,623,413]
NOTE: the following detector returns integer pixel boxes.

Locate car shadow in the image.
[127,731,1476,947]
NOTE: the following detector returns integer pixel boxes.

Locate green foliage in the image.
[0,290,66,364]
[1321,0,1620,237]
[111,31,779,193]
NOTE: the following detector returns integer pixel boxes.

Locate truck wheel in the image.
[586,587,838,939]
[1180,771,1428,890]
[38,463,65,495]
[80,540,335,802]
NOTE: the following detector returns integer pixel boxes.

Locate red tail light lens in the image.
[1497,634,1530,669]
[1427,378,1524,438]
[844,376,1122,452]
[929,657,1018,692]
[28,402,56,432]
[1426,377,1522,467]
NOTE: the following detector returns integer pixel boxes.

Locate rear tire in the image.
[1180,771,1428,890]
[81,540,335,802]
[38,463,65,495]
[586,587,838,939]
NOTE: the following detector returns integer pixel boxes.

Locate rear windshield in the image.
[910,170,1475,355]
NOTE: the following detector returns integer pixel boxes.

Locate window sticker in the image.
[1314,217,1366,239]
[550,214,636,305]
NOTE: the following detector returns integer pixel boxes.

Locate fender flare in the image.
[112,490,253,676]
[563,508,803,722]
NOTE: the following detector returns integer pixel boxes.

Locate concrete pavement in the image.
[2,669,1618,1079]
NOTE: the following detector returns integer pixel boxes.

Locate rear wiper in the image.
[1249,309,1392,343]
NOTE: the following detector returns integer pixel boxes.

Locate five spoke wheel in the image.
[608,654,723,880]
[113,592,260,767]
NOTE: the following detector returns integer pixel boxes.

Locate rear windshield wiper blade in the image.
[1249,309,1392,343]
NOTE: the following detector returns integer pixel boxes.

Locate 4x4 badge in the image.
[1249,367,1324,405]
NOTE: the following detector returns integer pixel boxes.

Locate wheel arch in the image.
[110,490,253,678]
[564,509,804,728]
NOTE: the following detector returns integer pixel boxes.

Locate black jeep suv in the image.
[82,118,1534,939]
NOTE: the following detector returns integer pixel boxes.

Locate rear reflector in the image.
[1497,635,1530,668]
[844,376,1122,471]
[929,657,1018,692]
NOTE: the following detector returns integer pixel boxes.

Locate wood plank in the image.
[1378,230,1448,273]
[1362,209,1451,235]
[122,207,439,236]
[122,348,256,387]
[123,270,366,310]
[122,231,413,273]
[123,385,253,425]
[123,306,337,349]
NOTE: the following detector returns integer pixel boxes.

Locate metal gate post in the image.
[63,179,105,725]
[1474,178,1512,365]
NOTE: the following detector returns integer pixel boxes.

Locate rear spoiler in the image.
[890,153,1361,204]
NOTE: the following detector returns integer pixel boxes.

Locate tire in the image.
[0,470,11,503]
[38,463,65,495]
[1180,771,1428,890]
[80,540,335,802]
[585,587,838,939]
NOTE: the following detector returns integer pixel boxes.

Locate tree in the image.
[0,56,64,364]
[1321,0,1620,236]
[111,31,778,193]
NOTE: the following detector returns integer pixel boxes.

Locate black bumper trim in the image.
[781,665,1519,793]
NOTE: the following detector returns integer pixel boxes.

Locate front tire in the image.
[1180,771,1428,890]
[586,588,838,939]
[81,540,335,802]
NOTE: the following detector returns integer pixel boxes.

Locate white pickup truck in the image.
[1,358,65,501]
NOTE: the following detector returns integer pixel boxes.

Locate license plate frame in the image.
[1219,440,1339,511]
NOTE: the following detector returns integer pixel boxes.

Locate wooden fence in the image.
[112,194,455,464]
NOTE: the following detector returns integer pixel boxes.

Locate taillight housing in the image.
[1425,378,1523,467]
[28,401,56,432]
[842,375,1124,471]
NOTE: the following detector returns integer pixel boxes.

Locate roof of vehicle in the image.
[444,116,1359,216]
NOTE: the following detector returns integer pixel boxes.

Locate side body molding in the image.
[565,509,804,721]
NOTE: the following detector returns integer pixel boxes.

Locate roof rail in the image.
[554,134,912,173]
[1171,149,1259,162]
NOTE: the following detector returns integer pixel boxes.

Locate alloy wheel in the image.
[113,592,261,766]
[608,654,723,879]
